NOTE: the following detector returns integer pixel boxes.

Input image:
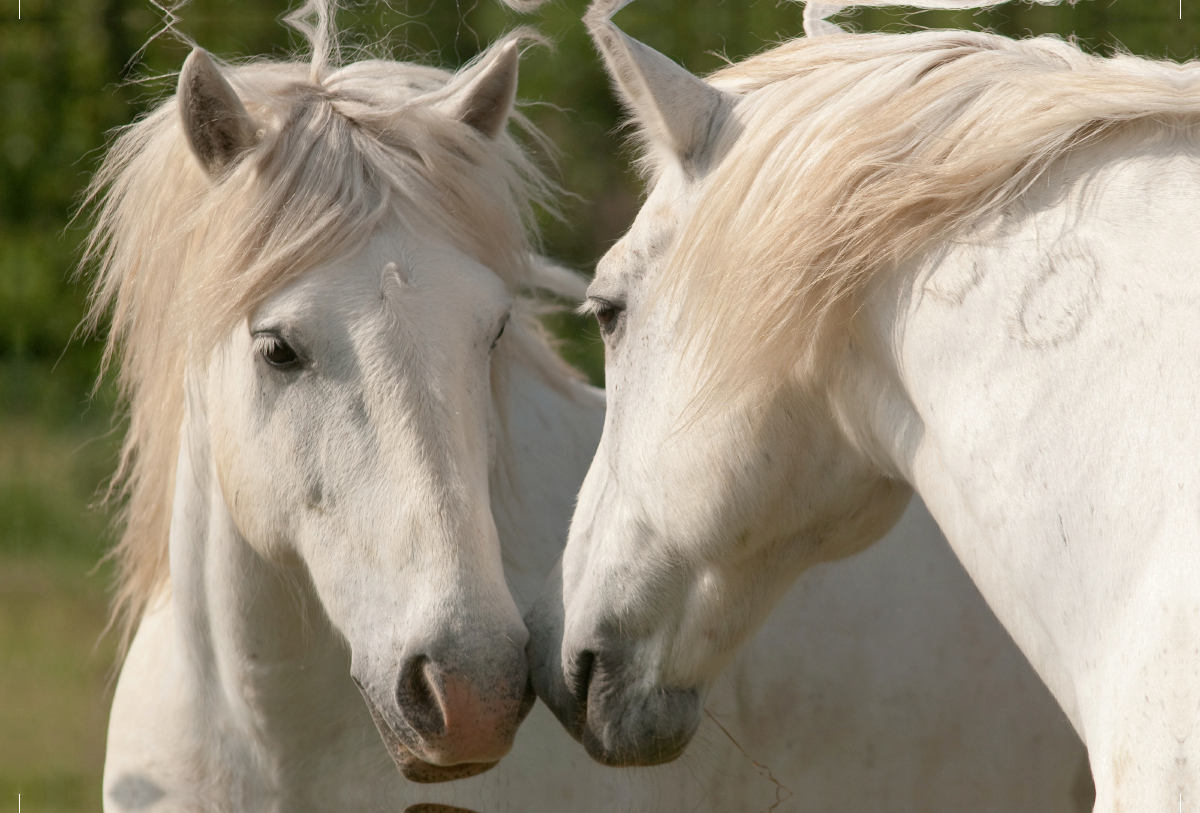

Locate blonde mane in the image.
[81,32,575,651]
[663,29,1200,399]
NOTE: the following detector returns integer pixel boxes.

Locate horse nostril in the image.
[569,650,597,709]
[396,654,445,738]
[519,670,537,719]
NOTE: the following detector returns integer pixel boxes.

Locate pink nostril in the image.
[435,671,482,736]
[397,655,445,738]
[395,655,522,765]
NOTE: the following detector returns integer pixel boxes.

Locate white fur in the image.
[556,159,1087,810]
[97,87,1086,813]
[87,26,1085,813]
[525,13,1200,812]
[872,133,1200,809]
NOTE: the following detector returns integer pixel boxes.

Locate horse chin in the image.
[392,751,498,784]
[359,688,500,783]
[580,684,702,768]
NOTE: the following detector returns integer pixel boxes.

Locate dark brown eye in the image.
[490,319,506,351]
[592,300,623,333]
[259,334,301,369]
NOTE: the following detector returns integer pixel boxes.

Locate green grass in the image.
[1,408,119,813]
[0,555,115,813]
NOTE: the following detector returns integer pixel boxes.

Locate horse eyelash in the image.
[577,298,617,318]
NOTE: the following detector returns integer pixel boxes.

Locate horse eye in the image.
[490,320,506,351]
[258,334,301,369]
[593,301,623,333]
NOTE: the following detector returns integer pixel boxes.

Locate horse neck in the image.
[854,139,1200,811]
[491,352,605,611]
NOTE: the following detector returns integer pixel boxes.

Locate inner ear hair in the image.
[586,16,733,171]
[178,48,257,176]
[443,40,520,139]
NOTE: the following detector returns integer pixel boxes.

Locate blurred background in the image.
[0,0,1191,809]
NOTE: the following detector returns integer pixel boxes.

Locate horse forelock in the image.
[653,29,1200,412]
[81,33,565,655]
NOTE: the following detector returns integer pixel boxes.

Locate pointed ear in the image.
[178,48,256,176]
[585,8,733,169]
[439,40,520,139]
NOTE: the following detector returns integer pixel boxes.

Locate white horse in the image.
[83,15,1040,813]
[529,2,1198,811]
[84,23,610,810]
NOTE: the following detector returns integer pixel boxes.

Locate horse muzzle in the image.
[525,578,702,767]
[353,646,536,783]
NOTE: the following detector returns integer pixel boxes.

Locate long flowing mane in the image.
[662,29,1200,399]
[81,17,574,650]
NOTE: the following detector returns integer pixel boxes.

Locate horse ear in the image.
[178,48,256,176]
[440,40,520,139]
[586,4,733,168]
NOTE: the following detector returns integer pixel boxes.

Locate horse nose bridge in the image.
[399,547,529,656]
[562,523,676,644]
[350,602,529,688]
[373,375,494,500]
[377,453,506,575]
[409,620,530,689]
